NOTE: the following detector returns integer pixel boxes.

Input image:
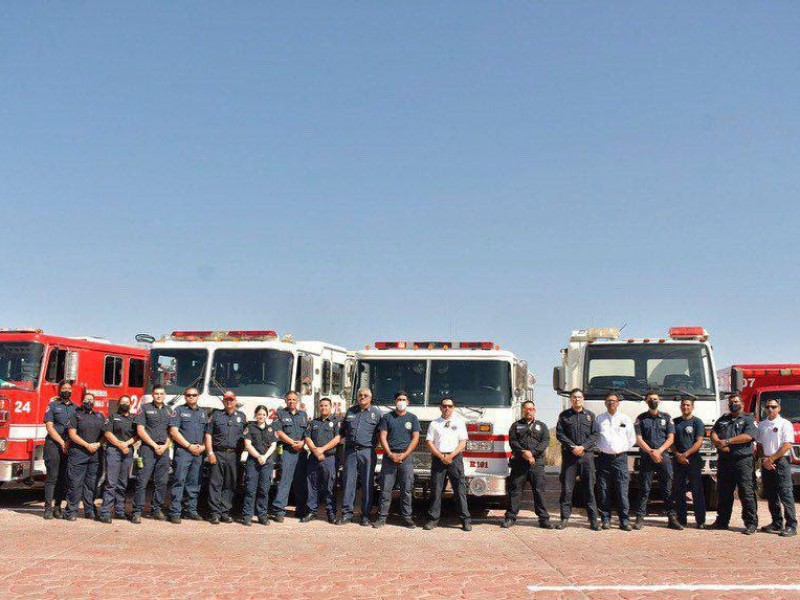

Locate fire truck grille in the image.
[411,420,432,472]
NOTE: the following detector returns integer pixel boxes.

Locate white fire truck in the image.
[142,330,349,419]
[552,326,721,505]
[348,340,534,500]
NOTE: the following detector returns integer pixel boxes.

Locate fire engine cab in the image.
[553,326,721,505]
[718,364,800,489]
[0,329,148,488]
[144,330,349,419]
[349,340,534,500]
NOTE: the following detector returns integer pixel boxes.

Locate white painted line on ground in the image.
[528,584,800,593]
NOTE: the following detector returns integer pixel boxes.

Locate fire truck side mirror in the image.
[514,360,528,398]
[552,366,565,394]
[731,368,744,393]
[300,355,314,395]
[65,351,79,382]
[343,358,355,396]
[135,333,156,345]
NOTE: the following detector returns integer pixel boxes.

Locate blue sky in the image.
[2,4,799,424]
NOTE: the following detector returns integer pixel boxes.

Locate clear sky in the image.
[2,4,799,425]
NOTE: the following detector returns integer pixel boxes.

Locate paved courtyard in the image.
[0,476,797,600]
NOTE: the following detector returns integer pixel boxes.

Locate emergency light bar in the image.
[459,341,494,350]
[413,341,452,350]
[375,341,408,350]
[170,330,279,341]
[0,328,43,334]
[668,327,708,340]
[741,368,798,377]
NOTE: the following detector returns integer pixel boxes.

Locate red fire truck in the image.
[718,364,800,490]
[0,329,149,488]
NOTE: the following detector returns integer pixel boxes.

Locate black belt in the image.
[348,444,372,450]
[601,452,627,458]
[217,448,238,453]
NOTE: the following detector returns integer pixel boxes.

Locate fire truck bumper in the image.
[411,469,507,497]
[0,460,45,484]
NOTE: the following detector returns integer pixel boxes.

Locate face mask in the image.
[647,400,659,410]
[59,390,72,400]
[118,404,130,414]
[396,400,408,411]
[729,403,741,413]
[82,400,94,410]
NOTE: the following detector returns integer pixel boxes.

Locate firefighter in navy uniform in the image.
[205,390,247,524]
[63,393,105,521]
[269,390,309,522]
[98,395,138,523]
[242,405,278,526]
[502,400,553,529]
[132,384,173,523]
[671,397,707,529]
[42,381,77,520]
[167,387,208,524]
[711,393,759,534]
[302,398,342,524]
[633,391,682,530]
[555,389,600,530]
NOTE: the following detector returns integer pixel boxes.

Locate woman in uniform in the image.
[64,393,106,521]
[241,405,277,526]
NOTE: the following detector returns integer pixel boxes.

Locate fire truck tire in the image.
[703,477,718,511]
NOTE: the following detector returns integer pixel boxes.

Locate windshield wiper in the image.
[457,405,486,418]
[590,386,645,400]
[656,387,698,401]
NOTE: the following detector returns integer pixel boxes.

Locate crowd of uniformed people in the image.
[40,381,796,537]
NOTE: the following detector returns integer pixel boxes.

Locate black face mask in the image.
[729,403,741,413]
[647,400,659,410]
[82,400,94,411]
[59,391,72,401]
[118,404,130,414]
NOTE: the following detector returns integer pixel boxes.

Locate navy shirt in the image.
[205,409,247,450]
[134,402,172,445]
[341,404,382,448]
[378,411,420,452]
[713,412,757,459]
[556,408,598,452]
[169,404,209,445]
[305,416,341,456]
[272,408,309,446]
[67,409,106,447]
[509,418,550,461]
[43,399,77,440]
[244,422,277,455]
[103,412,137,442]
[634,411,675,450]
[673,415,704,454]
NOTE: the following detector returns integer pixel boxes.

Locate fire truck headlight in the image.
[466,441,494,453]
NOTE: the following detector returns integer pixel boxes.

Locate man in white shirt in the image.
[423,397,471,532]
[757,398,797,537]
[594,393,636,531]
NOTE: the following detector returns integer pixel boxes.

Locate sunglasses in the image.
[441,404,454,409]
[185,393,199,397]
[766,405,779,409]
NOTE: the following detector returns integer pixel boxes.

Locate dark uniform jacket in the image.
[556,408,598,454]
[509,418,550,464]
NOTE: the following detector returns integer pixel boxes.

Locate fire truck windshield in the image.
[354,359,512,407]
[584,344,715,399]
[759,391,800,423]
[0,342,44,391]
[208,349,293,398]
[150,348,208,395]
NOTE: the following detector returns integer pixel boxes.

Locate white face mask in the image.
[396,400,408,412]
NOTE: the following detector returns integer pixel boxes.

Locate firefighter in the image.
[302,398,341,524]
[502,400,553,529]
[757,398,797,537]
[594,393,635,531]
[555,388,600,530]
[338,387,382,526]
[269,390,309,522]
[205,390,247,524]
[423,397,471,532]
[42,381,77,520]
[63,393,105,521]
[167,387,208,524]
[132,384,172,524]
[242,405,277,526]
[710,393,759,534]
[374,391,420,529]
[634,391,682,530]
[98,395,138,523]
[671,397,706,529]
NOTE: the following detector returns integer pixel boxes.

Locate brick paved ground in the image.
[0,475,797,600]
